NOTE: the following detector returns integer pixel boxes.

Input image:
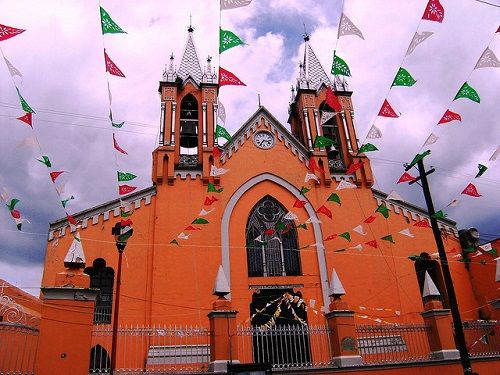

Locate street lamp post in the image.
[110,221,133,375]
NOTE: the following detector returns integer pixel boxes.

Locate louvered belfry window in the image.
[246,196,301,277]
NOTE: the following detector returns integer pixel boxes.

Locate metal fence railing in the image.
[90,325,210,373]
[236,324,332,369]
[356,323,431,364]
[462,320,500,358]
[0,322,39,374]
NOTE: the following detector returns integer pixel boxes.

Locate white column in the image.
[202,103,208,146]
[303,109,313,150]
[313,109,324,151]
[350,111,360,150]
[340,112,352,153]
[159,102,165,145]
[213,103,219,147]
[170,102,176,145]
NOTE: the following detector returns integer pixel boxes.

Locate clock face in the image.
[253,131,275,149]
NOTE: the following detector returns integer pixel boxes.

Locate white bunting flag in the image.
[284,211,298,220]
[406,31,434,56]
[3,56,22,78]
[18,135,39,149]
[55,182,66,195]
[423,133,439,146]
[199,208,215,216]
[210,165,229,176]
[398,228,415,238]
[336,180,357,190]
[305,172,319,183]
[178,232,191,240]
[254,235,265,243]
[474,47,500,69]
[338,13,364,39]
[366,124,382,139]
[217,100,226,124]
[489,146,500,161]
[305,217,322,224]
[320,111,335,125]
[352,225,367,235]
[350,244,363,251]
[221,0,252,10]
[386,190,404,202]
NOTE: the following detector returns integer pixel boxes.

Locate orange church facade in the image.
[27,29,500,373]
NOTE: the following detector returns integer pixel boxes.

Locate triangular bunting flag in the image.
[113,133,128,154]
[378,99,399,118]
[408,150,431,169]
[414,219,431,228]
[6,198,20,211]
[170,239,180,246]
[316,205,332,219]
[475,164,488,178]
[305,172,319,183]
[327,193,341,205]
[454,82,480,103]
[489,146,500,161]
[66,214,78,226]
[119,184,136,195]
[375,204,390,218]
[423,133,439,145]
[358,143,378,154]
[461,183,482,197]
[178,232,191,240]
[16,112,32,127]
[210,165,229,176]
[50,171,65,183]
[208,183,224,193]
[397,172,417,183]
[104,49,126,77]
[308,157,322,173]
[386,191,404,201]
[204,196,219,205]
[117,171,137,182]
[366,125,382,139]
[325,86,342,112]
[392,67,416,87]
[446,199,460,207]
[37,155,52,168]
[296,223,308,230]
[474,47,500,69]
[220,0,253,10]
[215,125,232,142]
[219,28,244,53]
[339,232,351,242]
[219,67,246,86]
[293,199,307,208]
[321,111,335,125]
[422,0,445,23]
[299,186,310,195]
[15,87,35,113]
[284,211,298,220]
[324,234,337,241]
[336,180,357,190]
[331,54,351,76]
[381,234,395,244]
[338,13,364,39]
[192,218,209,224]
[406,31,433,55]
[350,244,363,251]
[3,56,22,78]
[346,161,364,174]
[438,109,461,124]
[100,6,126,34]
[364,215,376,223]
[305,217,322,224]
[199,208,215,216]
[184,225,200,231]
[313,135,335,148]
[217,100,226,123]
[399,228,415,238]
[365,240,378,248]
[0,24,26,41]
[352,225,367,235]
[431,210,447,219]
[61,196,75,208]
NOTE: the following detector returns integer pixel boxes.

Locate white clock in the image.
[253,131,275,149]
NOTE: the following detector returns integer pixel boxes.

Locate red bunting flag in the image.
[422,0,444,23]
[293,199,307,208]
[324,234,338,241]
[497,26,500,33]
[50,171,65,183]
[414,219,431,228]
[308,157,322,173]
[120,219,133,227]
[346,161,364,174]
[219,67,246,87]
[204,196,219,205]
[113,133,128,154]
[213,147,222,158]
[10,209,21,219]
[378,99,399,118]
[438,109,461,125]
[119,184,136,195]
[325,86,342,112]
[365,240,378,248]
[264,228,276,236]
[0,24,26,41]
[397,172,417,184]
[66,214,78,226]
[184,225,201,231]
[316,205,332,219]
[104,49,126,77]
[16,113,33,127]
[364,215,376,223]
[461,183,482,197]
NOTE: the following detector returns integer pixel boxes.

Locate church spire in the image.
[177,23,203,84]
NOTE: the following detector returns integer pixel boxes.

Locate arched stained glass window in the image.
[246,196,301,277]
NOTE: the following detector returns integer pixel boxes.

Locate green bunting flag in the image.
[275,222,286,231]
[300,186,310,195]
[296,223,308,230]
[61,196,75,208]
[392,67,416,87]
[381,234,395,244]
[112,121,125,128]
[408,255,421,261]
[339,232,351,242]
[117,171,137,182]
[170,239,180,246]
[375,204,389,218]
[327,193,341,205]
[331,54,351,77]
[407,150,431,169]
[215,125,232,142]
[431,210,447,219]
[219,28,244,53]
[16,87,35,113]
[208,183,224,193]
[121,210,132,218]
[6,198,20,211]
[100,7,127,34]
[37,156,52,168]
[454,82,480,103]
[358,143,378,154]
[313,135,335,148]
[192,218,209,224]
[475,164,488,178]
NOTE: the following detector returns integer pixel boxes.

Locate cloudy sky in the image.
[0,0,499,295]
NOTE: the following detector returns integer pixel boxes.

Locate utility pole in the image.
[406,151,472,375]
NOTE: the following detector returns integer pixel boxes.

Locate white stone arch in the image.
[221,173,329,308]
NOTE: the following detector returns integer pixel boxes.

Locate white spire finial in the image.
[63,232,86,268]
[329,268,346,297]
[422,271,440,298]
[213,265,230,297]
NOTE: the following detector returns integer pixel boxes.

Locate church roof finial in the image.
[187,14,194,33]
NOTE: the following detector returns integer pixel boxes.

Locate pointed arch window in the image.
[246,196,301,277]
[319,101,345,172]
[84,258,114,324]
[179,94,199,150]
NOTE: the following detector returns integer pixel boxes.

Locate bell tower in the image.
[288,34,374,187]
[153,25,218,185]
